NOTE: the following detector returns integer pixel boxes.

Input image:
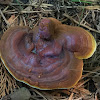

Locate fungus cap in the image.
[0,18,96,90]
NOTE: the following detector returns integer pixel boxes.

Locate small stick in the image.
[3,10,53,14]
[0,9,10,26]
[63,13,100,34]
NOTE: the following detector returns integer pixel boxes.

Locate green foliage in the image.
[71,0,93,4]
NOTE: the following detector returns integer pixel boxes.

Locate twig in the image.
[82,67,100,78]
[80,11,90,24]
[10,3,53,7]
[22,16,27,26]
[63,13,100,34]
[36,0,43,10]
[0,9,10,26]
[68,92,74,100]
[3,10,53,14]
[30,89,47,100]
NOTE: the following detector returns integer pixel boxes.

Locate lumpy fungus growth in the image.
[0,18,96,90]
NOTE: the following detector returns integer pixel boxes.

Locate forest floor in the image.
[0,0,100,100]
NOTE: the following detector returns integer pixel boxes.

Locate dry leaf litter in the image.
[0,0,100,100]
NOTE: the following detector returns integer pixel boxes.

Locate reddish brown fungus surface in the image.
[0,18,96,90]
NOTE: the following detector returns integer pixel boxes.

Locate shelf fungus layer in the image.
[0,18,96,90]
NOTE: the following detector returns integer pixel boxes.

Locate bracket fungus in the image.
[0,18,96,90]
